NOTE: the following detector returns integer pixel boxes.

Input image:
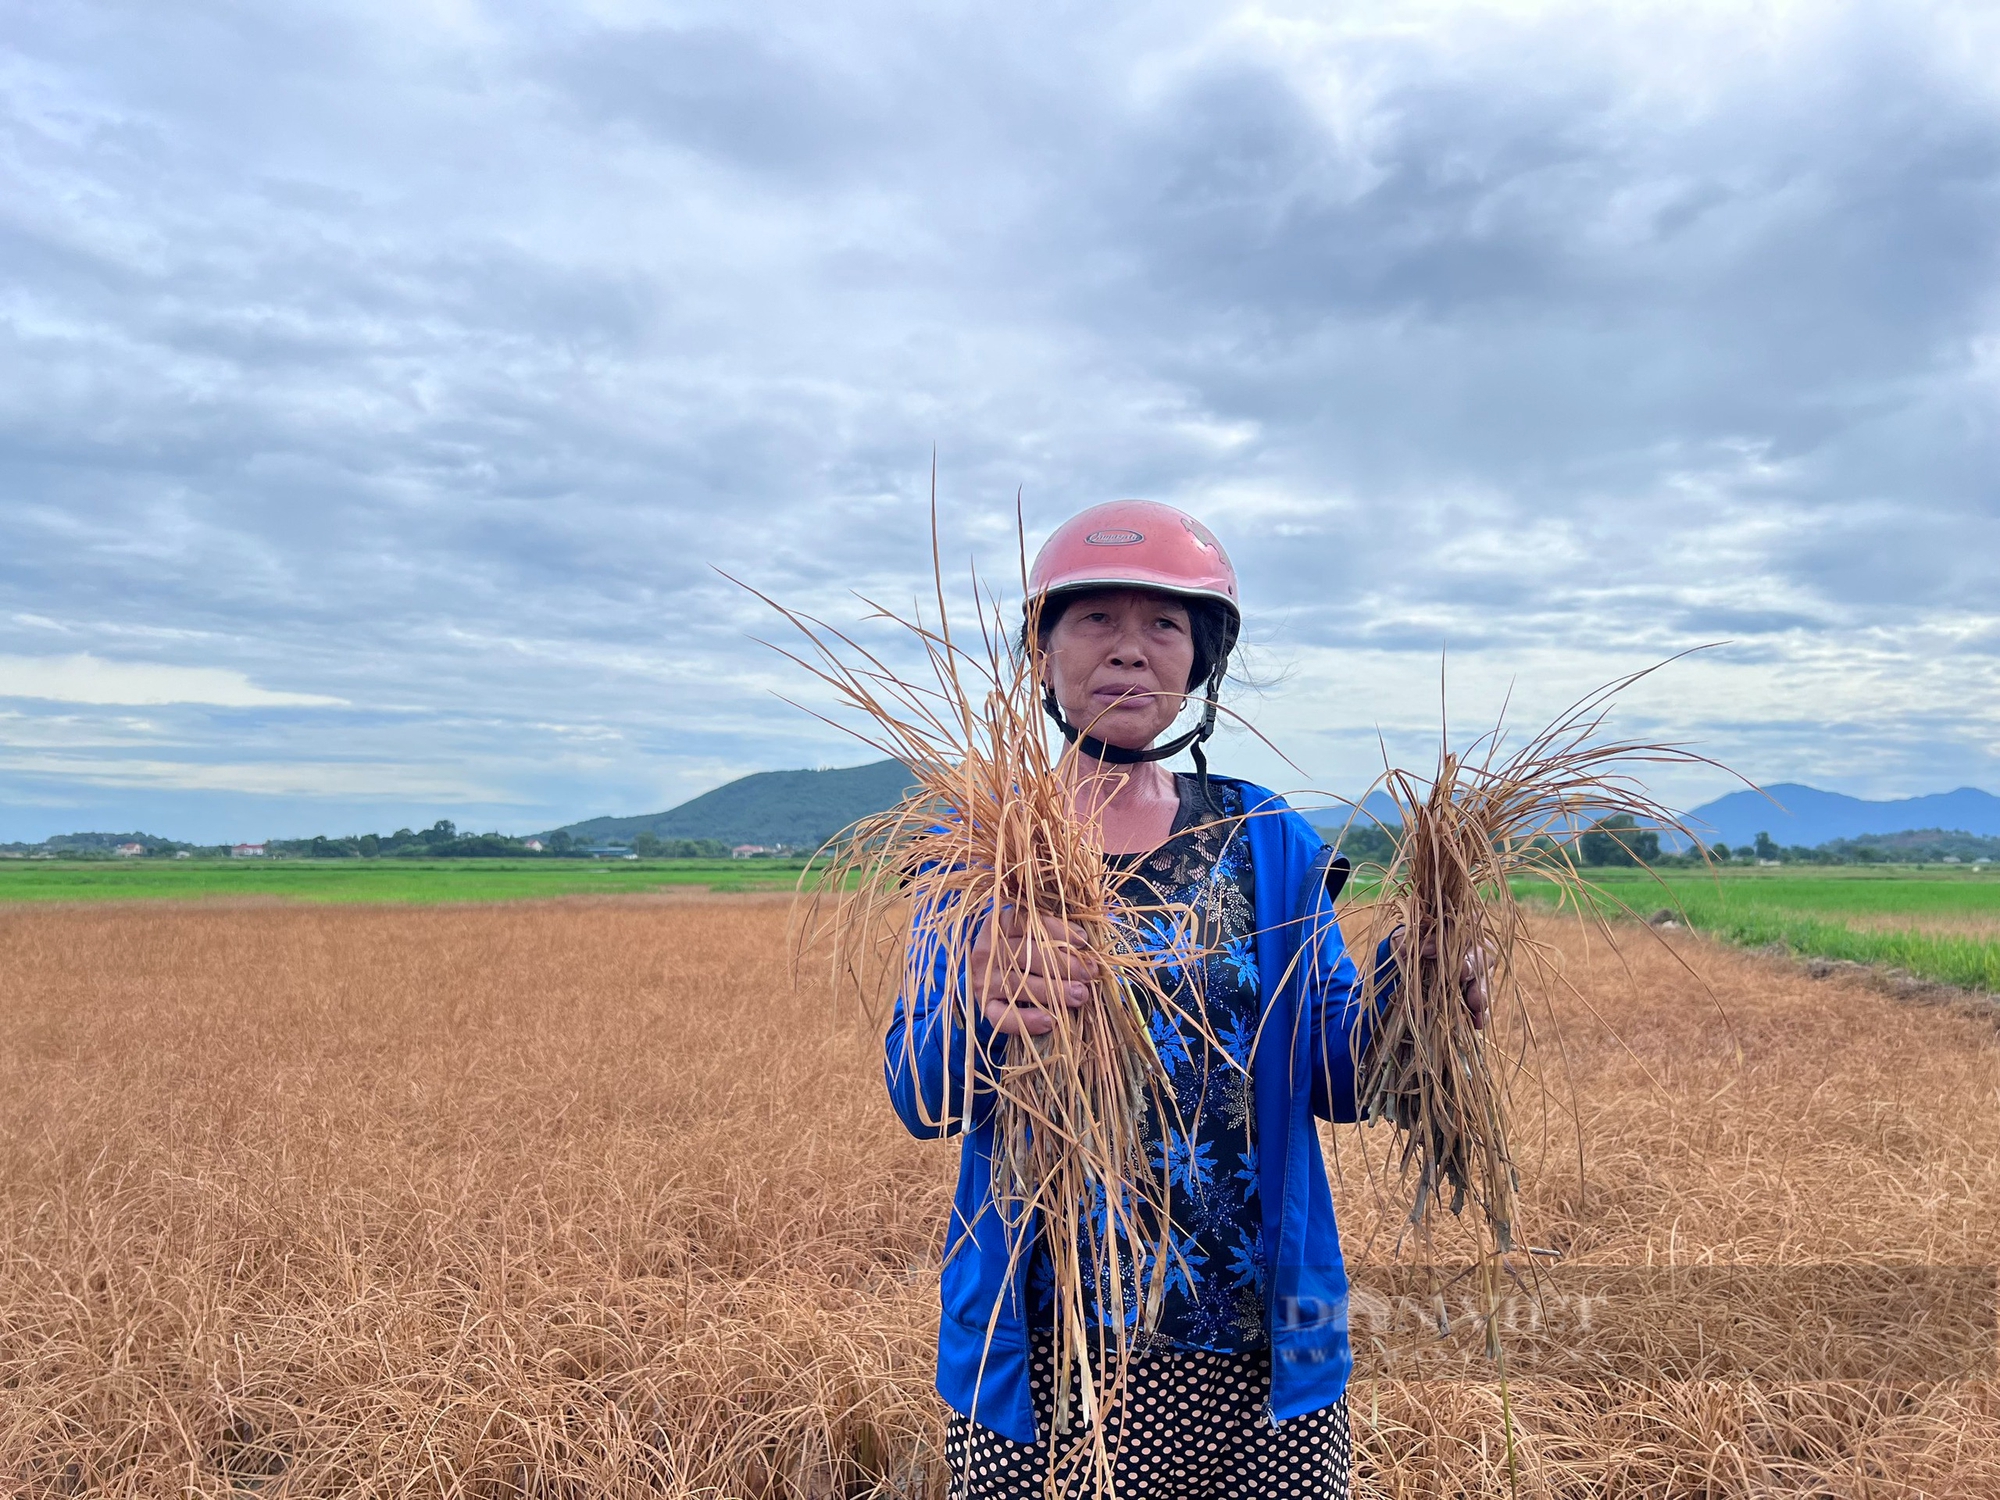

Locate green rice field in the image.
[0,857,813,904]
[1517,864,2000,993]
[7,855,1997,993]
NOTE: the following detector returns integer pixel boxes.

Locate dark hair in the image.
[1023,590,1235,696]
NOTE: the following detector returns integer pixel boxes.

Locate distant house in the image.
[732,844,774,859]
[173,851,192,859]
[522,838,545,852]
[230,843,266,858]
[113,843,144,857]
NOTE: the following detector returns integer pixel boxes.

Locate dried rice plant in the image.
[1345,662,1733,1267]
[1334,664,1742,1491]
[737,539,1228,1495]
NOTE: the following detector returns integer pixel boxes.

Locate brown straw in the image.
[1348,658,1733,1261]
[738,511,1235,1496]
[743,503,1740,1494]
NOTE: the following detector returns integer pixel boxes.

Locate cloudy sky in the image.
[2,0,1996,843]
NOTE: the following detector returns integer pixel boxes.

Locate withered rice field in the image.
[1,895,1995,1497]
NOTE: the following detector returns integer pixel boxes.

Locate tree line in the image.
[1328,815,1999,868]
[3,822,735,860]
[265,823,733,859]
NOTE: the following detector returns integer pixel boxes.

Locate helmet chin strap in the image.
[1042,670,1227,813]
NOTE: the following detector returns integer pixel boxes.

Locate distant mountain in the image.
[547,759,917,850]
[1303,782,2000,854]
[1305,790,1406,837]
[544,764,2000,860]
[1680,783,2000,849]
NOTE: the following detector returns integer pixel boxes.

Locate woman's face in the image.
[1042,589,1197,752]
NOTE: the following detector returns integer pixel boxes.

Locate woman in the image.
[885,500,1484,1499]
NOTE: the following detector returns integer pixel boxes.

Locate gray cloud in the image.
[1,0,1996,841]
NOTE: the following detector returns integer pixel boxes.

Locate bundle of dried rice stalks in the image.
[737,540,1225,1495]
[1337,664,1738,1492]
[1346,662,1730,1266]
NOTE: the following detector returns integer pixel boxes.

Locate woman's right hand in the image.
[969,906,1093,1036]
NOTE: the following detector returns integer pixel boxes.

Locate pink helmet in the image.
[1025,501,1241,782]
[1026,499,1240,625]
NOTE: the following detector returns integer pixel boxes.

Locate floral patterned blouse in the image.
[1029,772,1268,1351]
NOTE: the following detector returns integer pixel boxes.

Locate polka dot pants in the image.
[943,1335,1352,1498]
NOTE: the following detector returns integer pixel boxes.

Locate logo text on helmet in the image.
[1085,529,1145,545]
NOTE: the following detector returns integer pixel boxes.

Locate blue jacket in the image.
[883,779,1376,1444]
